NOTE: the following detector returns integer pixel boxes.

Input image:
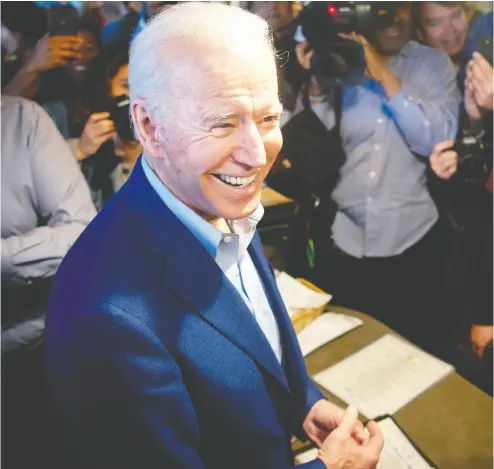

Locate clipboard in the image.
[374,414,437,469]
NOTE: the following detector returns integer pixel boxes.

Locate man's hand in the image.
[295,41,314,71]
[430,140,458,180]
[26,34,83,73]
[471,324,494,359]
[338,33,401,98]
[77,112,116,161]
[470,52,493,112]
[303,399,369,447]
[464,75,484,122]
[317,405,384,469]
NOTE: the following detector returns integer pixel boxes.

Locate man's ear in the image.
[130,99,161,157]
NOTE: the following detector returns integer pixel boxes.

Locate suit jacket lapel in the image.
[121,159,290,394]
[247,236,308,405]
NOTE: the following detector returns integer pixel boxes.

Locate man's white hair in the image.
[129,2,276,123]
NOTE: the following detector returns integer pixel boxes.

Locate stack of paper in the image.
[297,312,363,357]
[313,334,454,420]
[294,417,435,468]
[275,272,332,317]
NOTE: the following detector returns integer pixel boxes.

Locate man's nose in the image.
[444,20,455,35]
[236,122,267,168]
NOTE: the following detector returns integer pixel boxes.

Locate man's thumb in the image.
[336,405,359,437]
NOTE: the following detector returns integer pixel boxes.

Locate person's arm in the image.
[3,61,41,100]
[1,101,96,287]
[54,305,208,469]
[3,35,82,100]
[383,50,461,157]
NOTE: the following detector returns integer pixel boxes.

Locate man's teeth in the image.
[217,174,256,187]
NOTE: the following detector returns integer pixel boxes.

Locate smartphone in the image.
[47,5,80,37]
[477,37,493,66]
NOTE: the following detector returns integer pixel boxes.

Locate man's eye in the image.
[452,10,462,20]
[263,115,280,124]
[213,123,235,130]
[427,19,442,27]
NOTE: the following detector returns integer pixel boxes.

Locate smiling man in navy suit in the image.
[45,3,383,468]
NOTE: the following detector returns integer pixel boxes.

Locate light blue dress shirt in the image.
[141,157,283,363]
[300,41,461,258]
[1,97,96,351]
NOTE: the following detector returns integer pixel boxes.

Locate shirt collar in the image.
[141,156,263,267]
[394,40,414,59]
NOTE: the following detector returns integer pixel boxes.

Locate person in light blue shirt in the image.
[293,3,461,355]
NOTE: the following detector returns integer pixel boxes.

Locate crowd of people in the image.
[1,2,492,468]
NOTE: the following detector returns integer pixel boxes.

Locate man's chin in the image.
[215,195,261,221]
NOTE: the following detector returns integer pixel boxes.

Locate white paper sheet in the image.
[297,312,363,357]
[275,272,332,317]
[313,334,454,420]
[294,417,434,468]
[376,417,434,469]
[294,447,318,465]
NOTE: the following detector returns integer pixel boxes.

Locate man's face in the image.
[149,44,283,222]
[419,2,468,57]
[251,2,294,34]
[372,5,412,56]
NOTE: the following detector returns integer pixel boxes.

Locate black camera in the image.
[297,1,402,88]
[111,95,135,142]
[453,133,491,185]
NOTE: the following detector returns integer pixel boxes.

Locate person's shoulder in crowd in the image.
[2,94,41,119]
[405,39,456,63]
[471,11,493,37]
[102,10,140,48]
[466,11,493,56]
[2,95,55,149]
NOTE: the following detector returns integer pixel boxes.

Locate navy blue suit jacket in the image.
[46,158,325,469]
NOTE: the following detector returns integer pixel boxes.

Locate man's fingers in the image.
[54,49,83,61]
[351,420,370,445]
[433,140,455,155]
[443,160,458,174]
[96,129,117,140]
[56,45,83,55]
[364,420,385,453]
[471,62,491,88]
[49,35,84,46]
[472,74,491,95]
[473,52,493,79]
[472,80,490,105]
[335,405,359,437]
[93,120,116,134]
[441,150,459,164]
[94,131,116,148]
[295,42,313,70]
[90,112,112,122]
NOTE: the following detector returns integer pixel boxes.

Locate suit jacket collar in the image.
[121,158,301,395]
